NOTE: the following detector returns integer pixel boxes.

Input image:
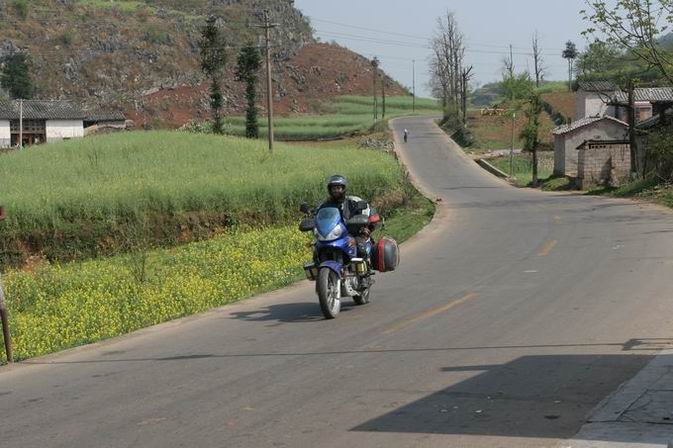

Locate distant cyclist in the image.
[403,129,409,143]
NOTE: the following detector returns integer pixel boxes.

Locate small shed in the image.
[576,140,631,189]
[553,116,629,177]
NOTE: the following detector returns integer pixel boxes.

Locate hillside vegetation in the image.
[0,0,407,127]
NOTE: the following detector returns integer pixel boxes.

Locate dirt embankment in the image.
[128,43,408,128]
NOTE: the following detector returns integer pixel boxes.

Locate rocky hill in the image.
[0,0,407,127]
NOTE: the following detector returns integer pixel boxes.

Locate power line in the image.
[309,16,565,52]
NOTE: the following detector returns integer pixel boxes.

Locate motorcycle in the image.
[299,201,376,319]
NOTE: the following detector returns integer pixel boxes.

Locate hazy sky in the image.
[294,0,590,97]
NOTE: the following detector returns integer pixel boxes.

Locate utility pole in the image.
[18,99,23,149]
[256,10,278,153]
[627,79,638,177]
[0,205,12,363]
[508,45,515,177]
[372,57,379,121]
[510,112,516,177]
[412,59,416,112]
[381,76,386,119]
[0,273,12,364]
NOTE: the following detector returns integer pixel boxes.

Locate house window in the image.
[10,120,46,133]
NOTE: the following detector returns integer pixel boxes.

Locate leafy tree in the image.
[1,53,34,99]
[520,92,544,186]
[582,0,673,84]
[500,72,533,103]
[562,41,579,91]
[199,15,227,135]
[235,44,262,139]
[576,41,621,77]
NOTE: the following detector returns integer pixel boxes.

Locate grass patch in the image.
[1,179,434,363]
[489,153,554,187]
[76,0,153,12]
[221,96,441,141]
[0,131,405,268]
[465,109,555,154]
[534,81,569,95]
[539,176,574,191]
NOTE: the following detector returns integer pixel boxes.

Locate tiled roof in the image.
[613,87,673,104]
[552,115,629,135]
[0,100,85,120]
[577,81,619,92]
[84,110,126,122]
[576,139,630,150]
[637,107,673,129]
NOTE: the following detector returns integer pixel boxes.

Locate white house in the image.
[575,81,619,119]
[575,81,673,122]
[0,100,85,148]
[553,116,629,177]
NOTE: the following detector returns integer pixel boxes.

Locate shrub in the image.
[11,0,28,19]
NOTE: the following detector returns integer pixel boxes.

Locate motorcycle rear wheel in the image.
[317,268,341,319]
[353,287,370,305]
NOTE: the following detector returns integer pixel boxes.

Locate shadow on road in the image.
[22,339,671,366]
[352,354,654,442]
[229,301,356,323]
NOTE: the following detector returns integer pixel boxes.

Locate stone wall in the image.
[554,120,629,177]
[577,143,631,189]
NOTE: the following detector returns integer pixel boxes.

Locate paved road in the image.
[3,116,673,447]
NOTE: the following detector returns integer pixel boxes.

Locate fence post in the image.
[0,275,13,364]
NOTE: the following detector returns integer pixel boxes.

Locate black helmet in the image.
[327,175,347,202]
[327,174,348,191]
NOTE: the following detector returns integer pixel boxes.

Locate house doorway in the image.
[10,120,46,147]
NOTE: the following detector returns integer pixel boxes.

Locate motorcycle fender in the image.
[319,261,342,279]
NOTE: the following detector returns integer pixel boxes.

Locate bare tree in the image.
[429,11,467,121]
[532,31,546,87]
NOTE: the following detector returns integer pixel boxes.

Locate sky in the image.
[294,0,590,97]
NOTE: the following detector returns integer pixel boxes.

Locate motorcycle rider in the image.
[318,175,377,262]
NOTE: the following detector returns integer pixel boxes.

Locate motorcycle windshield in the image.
[315,207,341,238]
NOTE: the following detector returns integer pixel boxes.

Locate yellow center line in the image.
[382,292,478,336]
[538,240,558,257]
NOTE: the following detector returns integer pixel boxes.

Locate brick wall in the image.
[577,143,631,189]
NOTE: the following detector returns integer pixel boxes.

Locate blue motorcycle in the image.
[299,202,375,319]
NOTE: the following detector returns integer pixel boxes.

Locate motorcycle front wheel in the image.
[317,268,341,319]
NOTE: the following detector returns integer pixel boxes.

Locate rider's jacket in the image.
[318,195,371,221]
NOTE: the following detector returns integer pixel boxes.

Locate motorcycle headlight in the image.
[317,225,343,241]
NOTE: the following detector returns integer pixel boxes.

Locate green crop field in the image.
[0,131,407,268]
[222,96,441,140]
[0,128,435,363]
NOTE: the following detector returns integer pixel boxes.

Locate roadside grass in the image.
[223,96,441,140]
[539,176,574,191]
[489,152,554,187]
[0,131,405,268]
[465,109,555,154]
[1,180,434,363]
[585,177,673,207]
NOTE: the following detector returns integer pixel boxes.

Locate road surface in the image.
[3,116,673,447]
